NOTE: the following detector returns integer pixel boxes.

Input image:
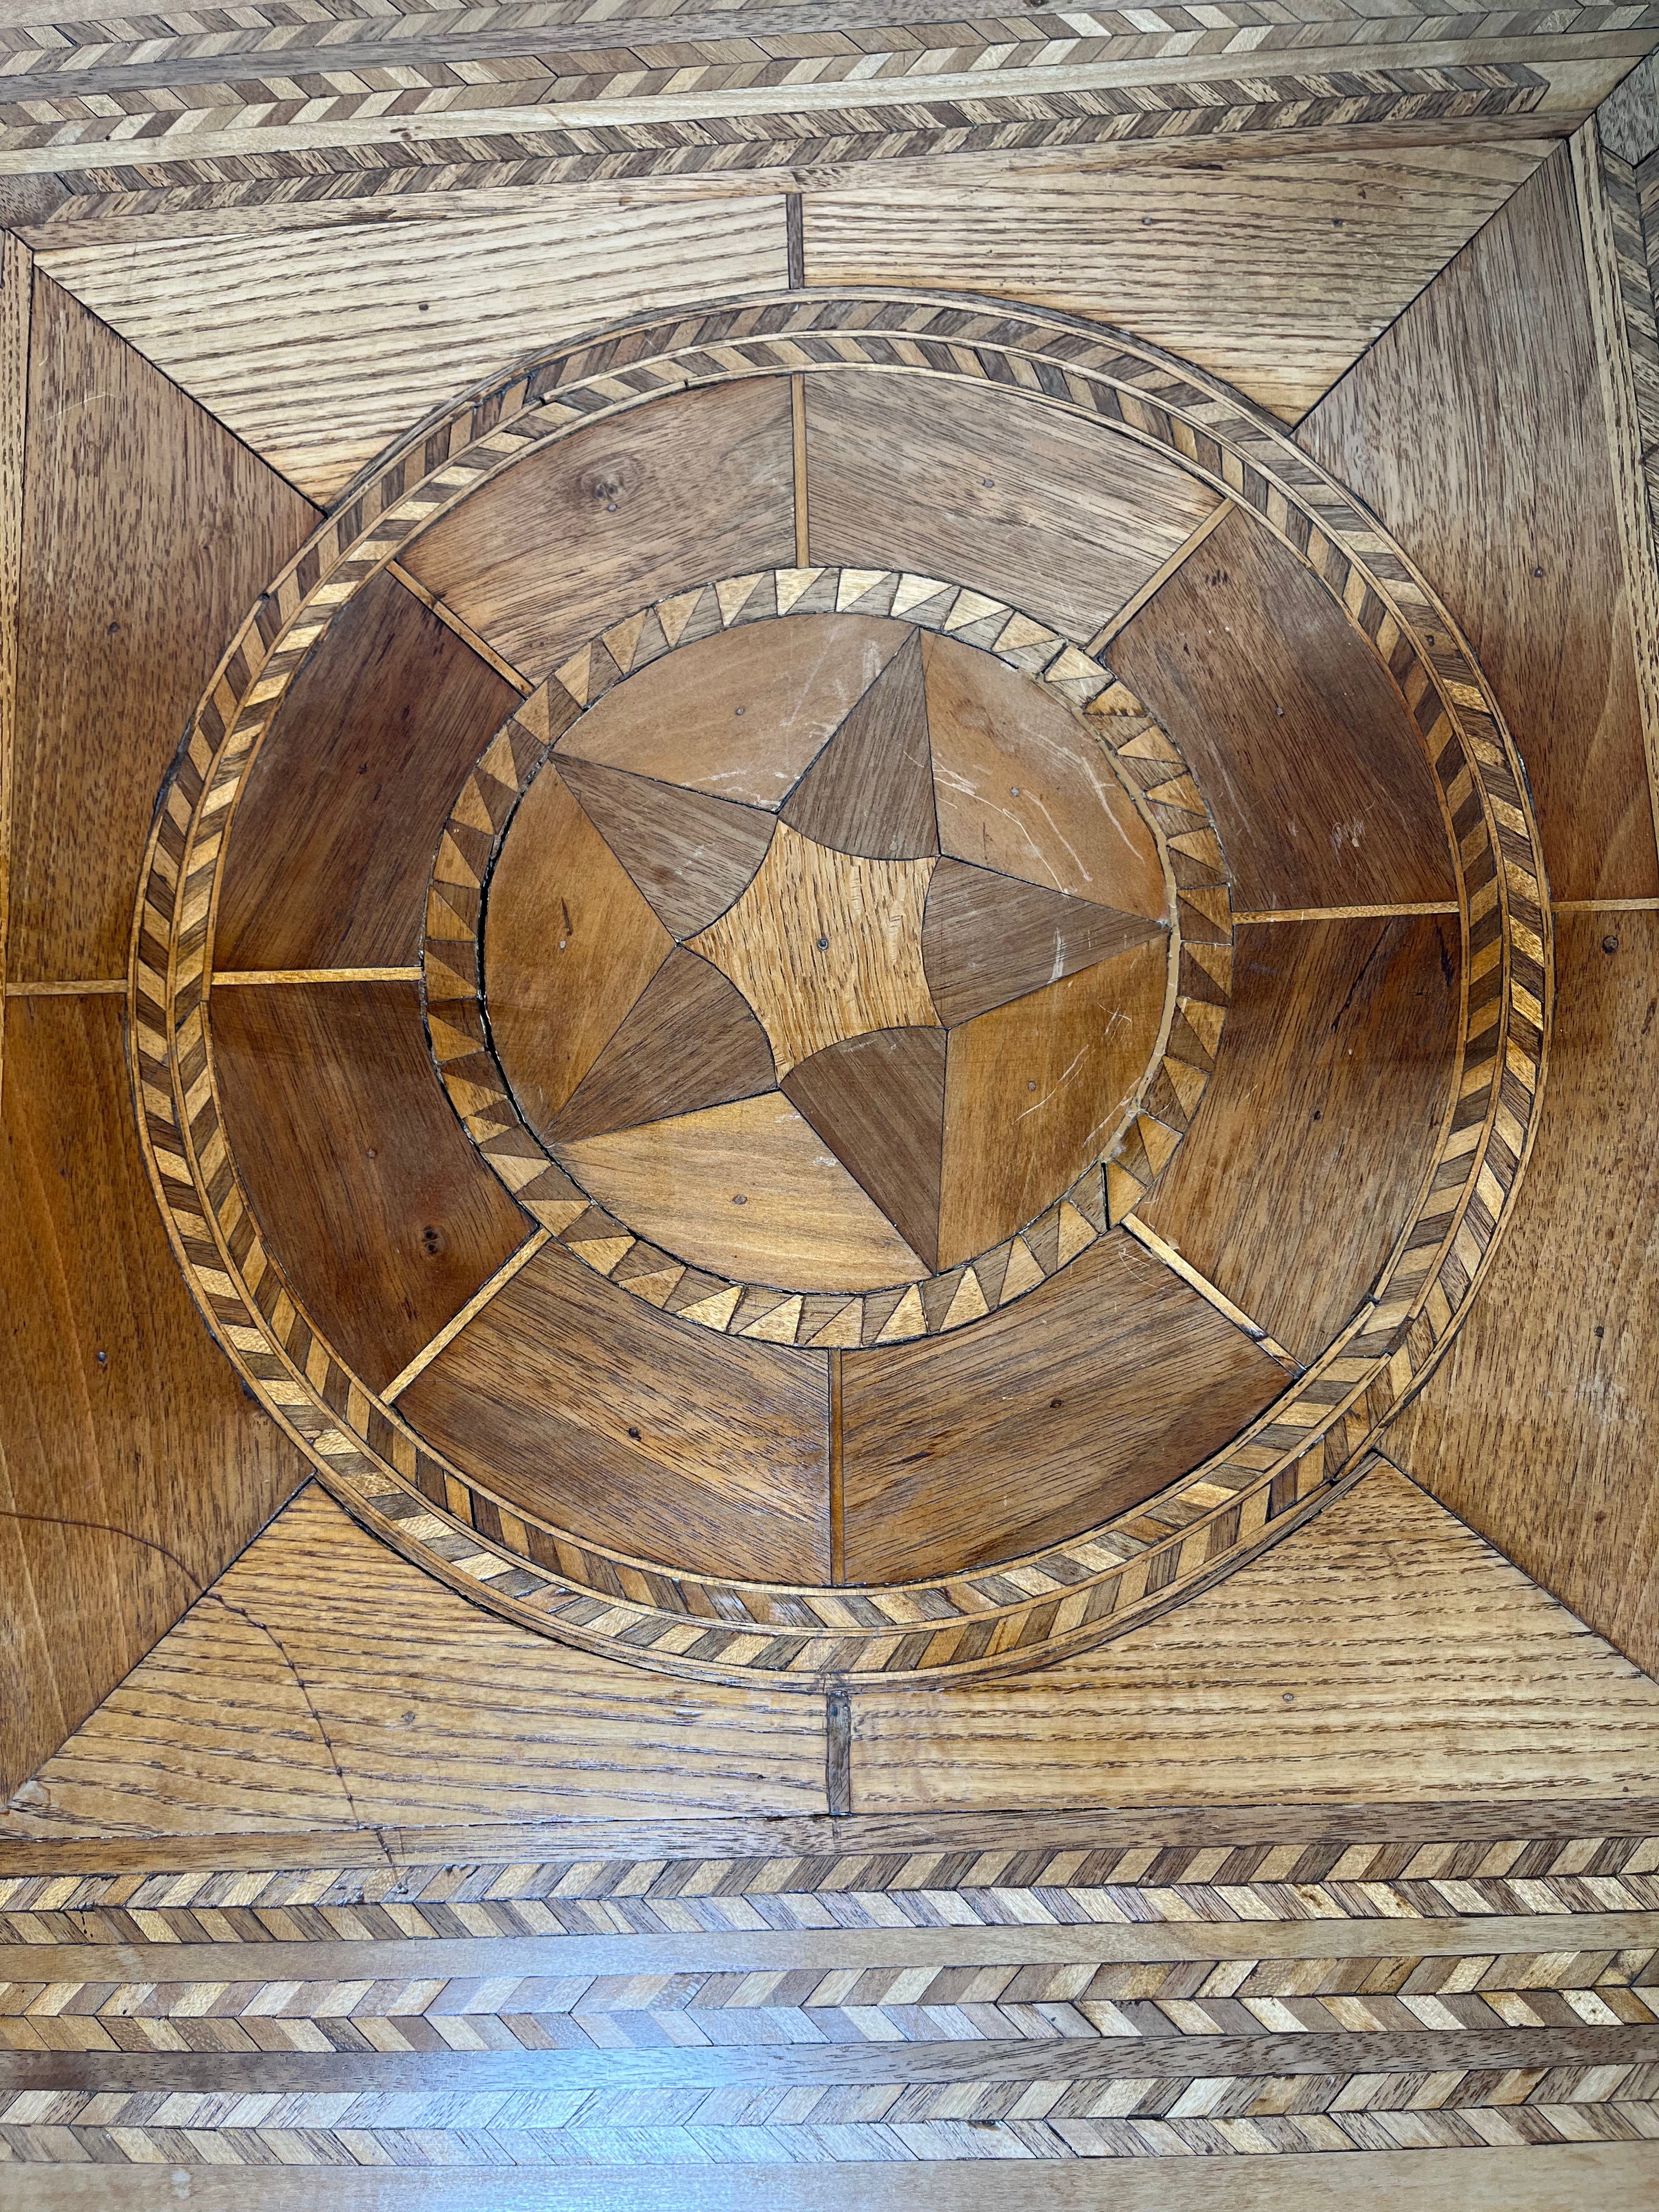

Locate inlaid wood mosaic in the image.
[126,291,1550,1685]
[422,574,1224,1346]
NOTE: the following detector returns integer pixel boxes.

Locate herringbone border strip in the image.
[125,291,1550,1685]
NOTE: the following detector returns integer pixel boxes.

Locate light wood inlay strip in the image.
[381,1227,552,1402]
[1572,119,1659,876]
[1122,1212,1300,1370]
[4,977,125,995]
[828,1345,844,1584]
[791,370,810,569]
[1232,902,1460,922]
[1086,500,1231,654]
[210,966,424,985]
[1553,895,1659,910]
[0,229,30,1116]
[387,557,532,697]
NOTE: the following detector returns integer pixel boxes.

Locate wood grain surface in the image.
[1138,916,1461,1367]
[402,379,795,682]
[1108,507,1456,913]
[937,938,1168,1269]
[923,860,1166,1028]
[548,949,776,1146]
[803,143,1557,420]
[555,613,907,808]
[400,1234,832,1583]
[484,759,674,1135]
[780,629,938,859]
[210,980,532,1395]
[7,274,315,983]
[555,1091,930,1293]
[3,1482,827,1837]
[781,1028,949,1274]
[0,997,304,1797]
[925,630,1167,916]
[1389,913,1659,1678]
[215,568,519,974]
[1301,142,1659,901]
[839,1228,1285,1583]
[850,1462,1659,1806]
[33,195,789,501]
[553,757,774,939]
[804,371,1220,645]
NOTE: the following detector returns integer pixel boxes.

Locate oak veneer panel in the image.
[803,371,1220,646]
[782,1028,947,1273]
[1301,145,1659,901]
[851,1464,1659,1807]
[1138,916,1459,1368]
[552,758,774,940]
[780,630,937,860]
[8,1484,827,1837]
[923,861,1165,1027]
[1109,509,1455,912]
[402,379,795,682]
[804,143,1556,421]
[34,196,789,501]
[1389,914,1659,1677]
[548,950,776,1145]
[210,981,531,1396]
[839,1228,1285,1583]
[7,274,317,983]
[215,569,519,973]
[0,998,304,1797]
[400,1235,831,1583]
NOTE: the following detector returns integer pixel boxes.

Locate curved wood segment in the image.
[779,629,938,860]
[553,755,775,940]
[401,1238,831,1585]
[924,858,1167,1028]
[782,1028,949,1275]
[554,612,910,808]
[208,981,532,1397]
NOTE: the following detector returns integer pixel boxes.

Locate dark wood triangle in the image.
[557,754,775,938]
[923,856,1169,1026]
[778,629,939,859]
[546,949,777,1144]
[781,1026,947,1271]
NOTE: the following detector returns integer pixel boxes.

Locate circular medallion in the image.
[129,291,1550,1686]
[426,589,1227,1345]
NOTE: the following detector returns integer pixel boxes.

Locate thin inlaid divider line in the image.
[1231,903,1460,923]
[210,966,424,985]
[381,1225,552,1402]
[4,977,125,994]
[785,190,805,289]
[1086,499,1232,655]
[388,556,532,698]
[828,1346,844,1584]
[0,229,31,1119]
[1553,896,1659,910]
[790,370,810,570]
[1121,1214,1300,1370]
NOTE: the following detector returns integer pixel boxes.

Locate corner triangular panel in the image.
[782,1026,948,1271]
[780,631,939,859]
[556,754,775,939]
[548,948,777,1143]
[923,856,1169,1026]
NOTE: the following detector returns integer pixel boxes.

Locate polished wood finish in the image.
[548,949,776,1147]
[36,196,790,500]
[400,1235,832,1583]
[804,143,1558,420]
[1301,143,1659,900]
[553,757,774,939]
[804,370,1220,646]
[1109,507,1456,913]
[937,939,1168,1270]
[215,568,520,974]
[924,860,1166,1028]
[483,759,674,1137]
[851,1463,1659,1806]
[0,228,29,1114]
[781,1027,949,1274]
[839,1227,1285,1583]
[780,630,938,860]
[925,630,1168,916]
[555,612,908,808]
[402,379,796,682]
[1389,914,1659,1677]
[1139,916,1461,1367]
[0,996,304,1796]
[556,1091,930,1293]
[210,980,532,1395]
[7,274,315,983]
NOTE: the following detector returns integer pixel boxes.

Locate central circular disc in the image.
[482,610,1174,1296]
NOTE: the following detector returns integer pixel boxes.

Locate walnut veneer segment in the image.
[803,371,1220,646]
[0,998,305,1797]
[214,569,520,974]
[402,378,796,683]
[1108,507,1456,915]
[210,981,532,1397]
[1300,142,1659,902]
[401,1237,832,1584]
[1139,915,1461,1369]
[1389,915,1659,1678]
[838,1229,1285,1583]
[7,274,317,983]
